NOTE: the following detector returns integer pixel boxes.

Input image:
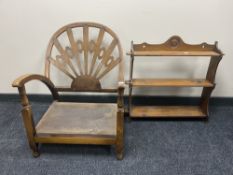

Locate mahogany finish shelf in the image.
[127,36,223,118]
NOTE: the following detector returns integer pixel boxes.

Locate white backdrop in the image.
[0,0,232,96]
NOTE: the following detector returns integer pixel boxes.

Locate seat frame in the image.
[12,22,125,160]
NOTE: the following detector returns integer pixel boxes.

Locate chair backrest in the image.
[44,22,123,91]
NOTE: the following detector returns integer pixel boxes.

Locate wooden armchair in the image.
[12,22,125,159]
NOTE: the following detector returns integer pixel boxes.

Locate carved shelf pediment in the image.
[128,35,223,56]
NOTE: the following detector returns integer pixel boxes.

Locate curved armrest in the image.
[12,74,59,100]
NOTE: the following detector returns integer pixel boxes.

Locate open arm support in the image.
[12,74,59,156]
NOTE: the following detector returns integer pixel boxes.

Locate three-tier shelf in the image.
[127,36,223,118]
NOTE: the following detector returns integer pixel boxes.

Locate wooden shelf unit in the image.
[127,36,223,118]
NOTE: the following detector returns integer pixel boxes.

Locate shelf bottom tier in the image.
[130,106,207,118]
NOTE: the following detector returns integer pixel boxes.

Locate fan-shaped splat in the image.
[45,22,123,91]
[66,28,84,76]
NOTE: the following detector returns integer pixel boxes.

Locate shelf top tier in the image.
[127,36,223,57]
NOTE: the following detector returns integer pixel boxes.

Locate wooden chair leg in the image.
[116,110,124,160]
[21,106,40,158]
[115,141,124,160]
[30,143,40,158]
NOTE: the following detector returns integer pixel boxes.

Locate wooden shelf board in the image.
[127,51,220,56]
[130,106,206,118]
[131,79,213,87]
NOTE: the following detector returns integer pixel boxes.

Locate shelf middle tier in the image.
[130,79,214,87]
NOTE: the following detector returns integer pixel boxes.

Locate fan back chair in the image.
[12,22,125,160]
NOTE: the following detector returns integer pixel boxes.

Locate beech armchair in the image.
[12,22,125,159]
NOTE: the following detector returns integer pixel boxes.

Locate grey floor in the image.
[0,101,233,175]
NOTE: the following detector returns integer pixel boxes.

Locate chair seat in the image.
[36,102,117,137]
